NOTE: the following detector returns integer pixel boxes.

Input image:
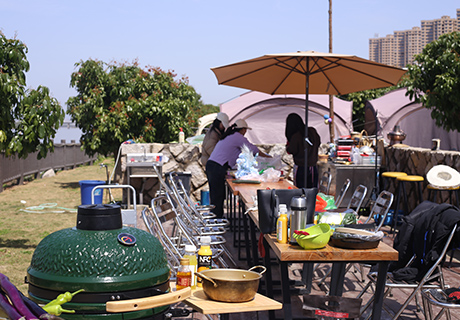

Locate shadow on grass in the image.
[56,182,80,189]
[0,238,36,249]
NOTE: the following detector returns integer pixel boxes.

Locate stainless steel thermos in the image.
[289,195,308,243]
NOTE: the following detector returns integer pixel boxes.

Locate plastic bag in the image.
[256,154,282,172]
[315,193,337,211]
[315,195,328,211]
[317,211,358,226]
[235,145,259,179]
[260,167,281,182]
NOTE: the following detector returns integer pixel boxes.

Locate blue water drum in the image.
[201,190,210,206]
[79,180,105,205]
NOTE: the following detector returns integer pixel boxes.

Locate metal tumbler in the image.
[289,195,308,244]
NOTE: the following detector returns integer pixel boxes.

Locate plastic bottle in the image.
[183,244,197,289]
[276,204,288,244]
[176,258,192,290]
[179,128,185,143]
[197,236,212,287]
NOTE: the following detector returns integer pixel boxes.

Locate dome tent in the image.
[364,88,460,151]
[220,91,353,144]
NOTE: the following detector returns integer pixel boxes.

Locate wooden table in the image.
[226,178,295,264]
[227,178,295,207]
[257,217,398,320]
[184,287,282,320]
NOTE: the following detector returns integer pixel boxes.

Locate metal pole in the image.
[328,0,335,142]
[304,60,310,188]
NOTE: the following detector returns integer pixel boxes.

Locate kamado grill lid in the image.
[27,203,169,295]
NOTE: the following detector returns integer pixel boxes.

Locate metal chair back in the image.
[335,178,351,208]
[319,171,332,195]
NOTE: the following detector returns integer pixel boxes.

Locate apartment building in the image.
[369,9,459,68]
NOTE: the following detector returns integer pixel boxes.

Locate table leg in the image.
[329,262,346,296]
[242,203,253,266]
[371,261,389,320]
[301,263,314,293]
[237,198,243,260]
[280,261,293,320]
[249,216,259,266]
[263,238,276,320]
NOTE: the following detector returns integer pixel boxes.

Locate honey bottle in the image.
[176,258,192,290]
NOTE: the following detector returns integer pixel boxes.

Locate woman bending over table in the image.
[206,119,271,218]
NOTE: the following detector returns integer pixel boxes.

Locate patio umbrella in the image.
[211,50,406,187]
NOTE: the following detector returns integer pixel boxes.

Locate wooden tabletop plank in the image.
[264,233,398,262]
[227,178,295,207]
[183,288,282,315]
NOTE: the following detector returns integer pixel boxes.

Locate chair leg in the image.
[417,181,423,206]
[393,181,403,235]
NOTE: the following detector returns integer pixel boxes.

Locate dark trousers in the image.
[205,160,228,218]
[296,165,318,189]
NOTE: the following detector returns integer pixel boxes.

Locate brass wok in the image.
[197,266,266,303]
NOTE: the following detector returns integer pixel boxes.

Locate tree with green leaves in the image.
[0,33,64,159]
[404,31,460,132]
[67,60,202,156]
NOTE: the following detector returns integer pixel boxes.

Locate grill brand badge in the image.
[117,233,136,246]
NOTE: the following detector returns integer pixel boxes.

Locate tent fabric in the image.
[220,91,353,145]
[364,88,460,151]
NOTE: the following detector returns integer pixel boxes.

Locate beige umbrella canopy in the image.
[211,50,406,187]
[211,51,406,95]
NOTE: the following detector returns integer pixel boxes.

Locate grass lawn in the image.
[0,156,118,294]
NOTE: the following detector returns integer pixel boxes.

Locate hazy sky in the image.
[2,1,459,109]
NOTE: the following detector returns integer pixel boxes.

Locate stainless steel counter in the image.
[318,161,379,207]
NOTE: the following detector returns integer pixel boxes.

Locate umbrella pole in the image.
[304,63,310,189]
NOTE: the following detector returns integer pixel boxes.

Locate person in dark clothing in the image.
[285,113,321,188]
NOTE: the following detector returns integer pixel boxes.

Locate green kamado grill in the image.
[27,204,180,319]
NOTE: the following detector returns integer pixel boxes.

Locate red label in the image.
[315,310,349,318]
[177,276,191,287]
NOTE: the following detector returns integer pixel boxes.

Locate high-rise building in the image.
[369,9,459,68]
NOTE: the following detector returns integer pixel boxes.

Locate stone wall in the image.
[115,143,295,205]
[115,143,460,211]
[385,145,460,211]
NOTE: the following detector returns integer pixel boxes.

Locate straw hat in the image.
[426,165,460,188]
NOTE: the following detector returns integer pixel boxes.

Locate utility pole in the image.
[328,0,335,143]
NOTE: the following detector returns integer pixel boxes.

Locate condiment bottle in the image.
[176,258,192,290]
[183,244,197,289]
[197,236,212,287]
[276,204,288,244]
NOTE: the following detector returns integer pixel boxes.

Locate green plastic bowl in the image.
[293,223,332,250]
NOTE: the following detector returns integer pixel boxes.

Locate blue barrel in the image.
[79,180,105,205]
[201,190,210,206]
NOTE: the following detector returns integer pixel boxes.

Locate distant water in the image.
[53,121,82,144]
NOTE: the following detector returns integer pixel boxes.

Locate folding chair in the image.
[346,190,394,282]
[421,288,460,320]
[347,184,368,215]
[144,194,229,272]
[158,169,229,228]
[317,190,393,289]
[319,171,332,195]
[334,178,351,208]
[152,169,237,267]
[358,223,459,320]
